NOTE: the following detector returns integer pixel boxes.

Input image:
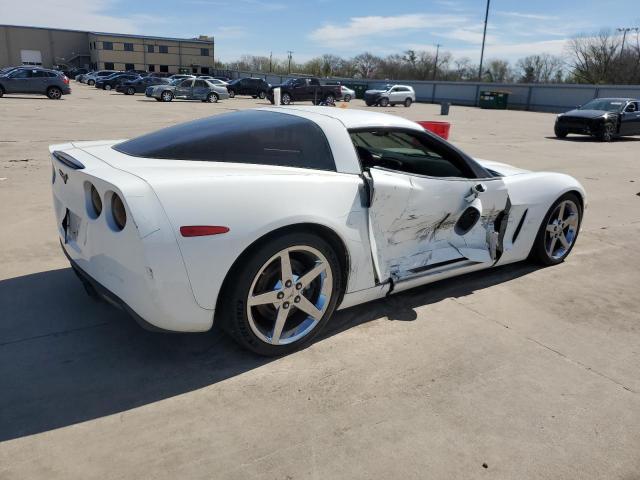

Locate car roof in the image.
[258,106,423,131]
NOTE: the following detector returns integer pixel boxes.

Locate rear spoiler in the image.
[52,151,85,170]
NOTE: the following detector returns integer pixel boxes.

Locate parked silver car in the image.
[364,84,416,107]
[83,70,117,85]
[339,85,356,102]
[145,78,229,102]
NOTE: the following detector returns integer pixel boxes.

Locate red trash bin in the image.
[416,121,451,140]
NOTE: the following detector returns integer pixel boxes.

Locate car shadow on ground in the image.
[545,136,640,142]
[0,262,538,441]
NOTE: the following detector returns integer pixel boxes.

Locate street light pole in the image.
[478,0,491,81]
[433,43,441,81]
[287,50,293,74]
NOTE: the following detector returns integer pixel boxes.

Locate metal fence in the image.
[217,69,640,113]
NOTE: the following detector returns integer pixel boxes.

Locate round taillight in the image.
[90,184,102,217]
[111,193,127,231]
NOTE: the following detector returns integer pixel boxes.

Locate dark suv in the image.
[226,78,270,99]
[96,73,140,90]
[116,76,170,95]
[0,67,70,99]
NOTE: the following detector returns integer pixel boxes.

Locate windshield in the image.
[579,99,626,112]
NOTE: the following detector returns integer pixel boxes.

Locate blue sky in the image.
[2,0,639,63]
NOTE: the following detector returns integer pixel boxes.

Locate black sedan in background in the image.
[95,73,140,91]
[116,76,171,95]
[555,98,640,142]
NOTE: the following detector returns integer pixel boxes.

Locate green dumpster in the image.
[345,83,368,99]
[479,90,509,109]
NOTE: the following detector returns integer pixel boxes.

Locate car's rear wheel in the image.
[126,87,135,95]
[379,97,389,107]
[365,101,373,107]
[554,125,568,138]
[154,98,162,102]
[88,80,95,86]
[281,92,292,105]
[258,90,266,99]
[219,232,342,356]
[47,86,62,100]
[404,98,412,107]
[228,89,235,98]
[161,90,173,102]
[600,123,615,142]
[343,94,352,102]
[207,92,219,103]
[530,193,582,266]
[104,84,112,91]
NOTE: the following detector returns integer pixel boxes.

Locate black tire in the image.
[228,89,235,98]
[404,97,412,107]
[218,232,343,356]
[379,97,389,107]
[325,94,335,103]
[365,101,373,107]
[252,95,257,99]
[0,87,4,98]
[530,192,583,266]
[343,94,352,102]
[155,98,162,102]
[160,90,173,102]
[47,86,62,100]
[258,90,266,99]
[104,84,112,91]
[281,92,292,105]
[126,87,135,95]
[207,92,218,103]
[554,125,568,138]
[599,123,615,142]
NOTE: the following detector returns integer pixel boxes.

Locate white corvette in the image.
[50,107,585,355]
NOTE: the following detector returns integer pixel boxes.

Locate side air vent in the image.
[512,209,528,243]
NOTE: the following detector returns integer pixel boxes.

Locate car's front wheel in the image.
[88,80,95,86]
[161,90,173,102]
[379,97,389,107]
[207,92,219,103]
[281,92,292,105]
[530,192,582,266]
[600,123,615,142]
[258,90,266,99]
[228,89,235,98]
[126,87,135,95]
[47,86,62,100]
[104,84,112,91]
[220,232,343,356]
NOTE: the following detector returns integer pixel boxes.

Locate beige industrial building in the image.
[0,25,215,74]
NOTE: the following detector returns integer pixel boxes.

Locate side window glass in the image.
[350,130,473,178]
[11,69,32,78]
[180,79,192,87]
[194,80,206,88]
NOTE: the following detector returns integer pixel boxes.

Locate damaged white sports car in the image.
[51,107,585,355]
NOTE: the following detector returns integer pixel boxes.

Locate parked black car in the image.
[96,73,140,90]
[116,76,170,95]
[0,67,70,99]
[226,77,270,99]
[555,98,640,142]
[267,77,341,105]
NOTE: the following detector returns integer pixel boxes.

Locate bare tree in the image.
[516,53,565,83]
[352,52,381,79]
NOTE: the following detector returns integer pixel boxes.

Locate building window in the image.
[124,43,134,52]
[160,65,168,72]
[125,63,135,71]
[192,67,198,74]
[201,67,210,74]
[147,45,154,53]
[103,42,113,50]
[159,45,168,54]
[200,48,209,56]
[148,64,155,72]
[104,62,114,70]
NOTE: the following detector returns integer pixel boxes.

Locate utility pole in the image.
[269,51,273,73]
[287,50,293,74]
[433,44,441,81]
[478,0,491,81]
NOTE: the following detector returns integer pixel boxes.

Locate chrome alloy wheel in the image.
[246,246,333,345]
[545,199,580,260]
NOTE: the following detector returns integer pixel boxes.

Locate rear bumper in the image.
[61,241,168,332]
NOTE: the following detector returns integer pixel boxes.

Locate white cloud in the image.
[446,38,569,63]
[0,0,144,33]
[496,11,560,21]
[309,14,468,47]
[215,26,248,39]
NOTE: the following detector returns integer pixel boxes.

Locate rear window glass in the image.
[113,110,336,171]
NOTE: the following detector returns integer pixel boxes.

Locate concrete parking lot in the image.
[1,84,639,479]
